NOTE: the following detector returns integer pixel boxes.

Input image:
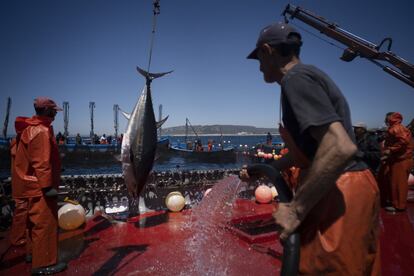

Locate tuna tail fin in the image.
[136,66,173,81]
[156,115,169,129]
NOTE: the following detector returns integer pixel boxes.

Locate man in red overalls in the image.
[243,22,380,274]
[380,112,413,213]
[9,137,28,248]
[11,97,67,275]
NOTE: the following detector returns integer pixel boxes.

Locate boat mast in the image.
[113,104,119,139]
[186,118,200,140]
[89,101,95,142]
[185,118,188,144]
[2,97,11,139]
[63,101,69,138]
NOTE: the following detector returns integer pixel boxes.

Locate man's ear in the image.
[261,43,273,55]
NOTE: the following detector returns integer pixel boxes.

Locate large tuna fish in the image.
[121,66,171,199]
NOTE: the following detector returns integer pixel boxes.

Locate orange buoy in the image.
[255,185,273,204]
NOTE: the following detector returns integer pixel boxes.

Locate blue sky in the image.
[1,0,413,136]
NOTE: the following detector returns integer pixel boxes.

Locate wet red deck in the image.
[2,193,414,275]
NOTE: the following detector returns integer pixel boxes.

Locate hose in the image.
[247,163,300,276]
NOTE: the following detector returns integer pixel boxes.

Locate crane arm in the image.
[283,4,414,88]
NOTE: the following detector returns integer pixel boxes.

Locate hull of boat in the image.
[0,139,170,171]
[166,146,237,163]
[1,176,414,275]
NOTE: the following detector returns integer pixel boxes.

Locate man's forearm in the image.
[291,123,357,221]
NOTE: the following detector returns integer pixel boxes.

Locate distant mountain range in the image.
[161,125,278,135]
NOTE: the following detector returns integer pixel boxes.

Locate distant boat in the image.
[164,118,236,163]
[157,136,170,148]
[60,136,169,149]
[168,144,236,163]
[0,137,170,170]
[58,137,170,167]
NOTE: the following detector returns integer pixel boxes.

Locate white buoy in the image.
[58,203,86,230]
[409,173,414,186]
[165,191,186,212]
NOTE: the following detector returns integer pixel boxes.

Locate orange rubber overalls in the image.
[378,112,414,210]
[9,137,28,247]
[11,115,61,269]
[279,123,381,275]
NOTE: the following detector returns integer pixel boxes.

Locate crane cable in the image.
[147,0,161,73]
[288,21,346,52]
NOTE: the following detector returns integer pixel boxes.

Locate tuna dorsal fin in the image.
[156,115,169,129]
[118,106,131,120]
[120,111,131,121]
[136,66,173,80]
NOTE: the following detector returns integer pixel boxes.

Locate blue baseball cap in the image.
[247,22,302,59]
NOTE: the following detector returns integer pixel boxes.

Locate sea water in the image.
[181,176,246,275]
[133,176,248,275]
[0,135,282,179]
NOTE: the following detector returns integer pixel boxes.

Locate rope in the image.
[146,0,161,73]
[289,21,346,52]
[186,118,200,139]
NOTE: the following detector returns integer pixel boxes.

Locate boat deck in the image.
[1,192,414,275]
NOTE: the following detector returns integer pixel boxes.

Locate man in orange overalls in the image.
[244,22,380,274]
[380,112,413,213]
[9,137,29,250]
[11,97,67,275]
[207,140,213,151]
